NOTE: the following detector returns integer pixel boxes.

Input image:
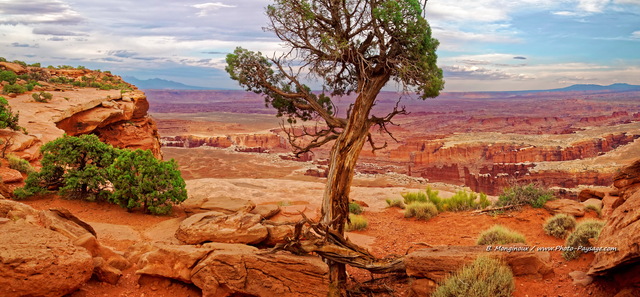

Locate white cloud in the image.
[632,31,640,39]
[0,0,84,25]
[614,0,640,5]
[577,0,611,12]
[192,2,236,17]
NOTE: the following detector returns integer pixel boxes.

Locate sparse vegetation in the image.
[432,256,515,297]
[385,198,405,209]
[7,154,35,174]
[584,204,602,217]
[401,187,490,212]
[477,225,526,245]
[497,183,554,208]
[0,96,24,132]
[346,214,368,231]
[0,70,18,84]
[404,201,439,220]
[563,220,605,260]
[543,214,577,238]
[32,91,53,103]
[2,83,27,94]
[348,201,363,214]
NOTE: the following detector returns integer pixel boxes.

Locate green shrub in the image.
[563,220,605,260]
[402,186,440,205]
[543,214,577,238]
[32,91,53,103]
[497,183,554,208]
[346,214,368,231]
[3,83,26,94]
[0,57,6,62]
[432,256,515,297]
[0,70,18,84]
[28,63,41,68]
[0,96,24,132]
[7,154,34,174]
[385,198,405,209]
[404,201,438,220]
[348,202,363,214]
[107,149,187,215]
[477,225,526,245]
[12,60,27,67]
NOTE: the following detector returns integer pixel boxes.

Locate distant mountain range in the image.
[123,76,215,90]
[124,76,640,93]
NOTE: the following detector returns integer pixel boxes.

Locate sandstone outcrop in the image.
[589,160,640,288]
[182,179,257,215]
[1,63,162,160]
[0,221,93,297]
[191,248,329,297]
[175,211,268,245]
[0,199,130,292]
[406,245,553,295]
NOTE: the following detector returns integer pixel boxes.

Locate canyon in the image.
[147,89,640,195]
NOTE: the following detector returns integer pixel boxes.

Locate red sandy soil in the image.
[21,194,617,297]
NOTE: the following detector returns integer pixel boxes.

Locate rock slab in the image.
[175,211,268,245]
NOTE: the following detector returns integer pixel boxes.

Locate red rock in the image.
[175,211,268,245]
[544,199,585,217]
[578,188,606,201]
[0,168,23,183]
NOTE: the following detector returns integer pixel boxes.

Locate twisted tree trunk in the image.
[321,75,390,296]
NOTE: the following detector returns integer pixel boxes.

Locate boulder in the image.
[251,204,281,220]
[0,221,93,297]
[578,188,606,202]
[0,168,23,183]
[182,180,256,215]
[191,249,328,297]
[582,198,603,211]
[588,189,640,277]
[129,242,222,283]
[406,246,553,295]
[175,211,268,245]
[263,223,296,246]
[544,199,585,217]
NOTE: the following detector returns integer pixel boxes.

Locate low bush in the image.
[543,213,576,238]
[348,202,363,214]
[3,83,26,94]
[346,214,368,231]
[439,190,491,212]
[497,183,554,208]
[432,256,515,297]
[7,154,34,174]
[32,91,53,103]
[0,96,24,132]
[404,201,438,220]
[385,198,405,209]
[563,220,605,260]
[477,225,526,245]
[0,70,18,84]
[543,214,577,238]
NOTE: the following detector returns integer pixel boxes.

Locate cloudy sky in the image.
[1,0,639,91]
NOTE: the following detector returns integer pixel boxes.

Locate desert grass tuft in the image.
[432,256,515,297]
[497,183,554,208]
[404,201,438,220]
[543,214,577,238]
[477,225,526,245]
[385,198,405,209]
[562,219,605,260]
[584,204,602,217]
[346,214,368,231]
[349,202,363,214]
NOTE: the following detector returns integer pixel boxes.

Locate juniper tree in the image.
[225,1,443,294]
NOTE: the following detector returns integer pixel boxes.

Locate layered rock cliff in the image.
[0,62,162,161]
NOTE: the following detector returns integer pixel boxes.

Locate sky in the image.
[0,0,639,92]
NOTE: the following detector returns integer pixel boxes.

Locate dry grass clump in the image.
[385,198,405,209]
[477,225,526,245]
[432,256,515,297]
[349,202,363,214]
[404,201,438,221]
[543,214,577,238]
[497,183,554,208]
[584,204,602,217]
[562,220,605,260]
[346,214,368,231]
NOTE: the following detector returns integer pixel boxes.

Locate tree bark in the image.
[321,75,390,297]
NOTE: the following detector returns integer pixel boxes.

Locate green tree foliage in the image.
[15,135,187,214]
[0,70,18,84]
[0,96,24,132]
[108,149,187,214]
[19,134,118,200]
